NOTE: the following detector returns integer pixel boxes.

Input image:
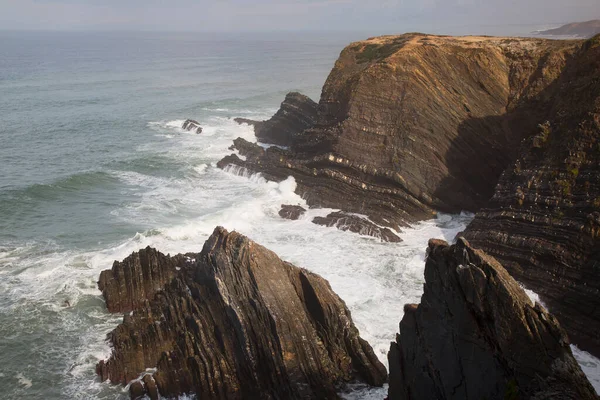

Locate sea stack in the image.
[97,227,387,399]
[388,238,597,400]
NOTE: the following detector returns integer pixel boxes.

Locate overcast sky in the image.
[0,0,598,34]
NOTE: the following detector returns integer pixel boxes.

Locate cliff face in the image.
[388,238,597,400]
[97,227,386,399]
[220,34,580,234]
[463,36,600,356]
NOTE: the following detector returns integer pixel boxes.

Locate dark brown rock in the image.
[462,35,600,356]
[97,247,188,313]
[182,119,203,134]
[219,34,582,235]
[234,92,318,146]
[388,238,597,400]
[279,204,306,220]
[97,227,387,399]
[313,212,402,243]
[128,381,145,400]
[142,375,159,400]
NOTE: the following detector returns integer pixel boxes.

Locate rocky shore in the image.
[97,227,386,399]
[96,33,600,399]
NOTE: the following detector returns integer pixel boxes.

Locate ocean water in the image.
[0,31,598,399]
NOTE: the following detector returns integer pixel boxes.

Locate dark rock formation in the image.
[279,204,306,220]
[98,247,188,313]
[182,119,203,134]
[388,238,597,400]
[539,20,600,38]
[219,34,582,234]
[234,92,318,146]
[97,227,387,399]
[462,35,600,356]
[313,212,402,243]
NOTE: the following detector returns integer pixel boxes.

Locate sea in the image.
[0,29,598,399]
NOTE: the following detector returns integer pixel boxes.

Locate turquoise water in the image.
[0,31,598,399]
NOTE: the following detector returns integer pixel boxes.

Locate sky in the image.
[0,0,598,34]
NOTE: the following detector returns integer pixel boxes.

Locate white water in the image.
[1,110,598,398]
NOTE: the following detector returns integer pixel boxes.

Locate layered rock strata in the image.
[234,92,318,146]
[220,34,581,235]
[463,35,600,356]
[97,227,387,399]
[388,238,598,400]
[312,212,402,243]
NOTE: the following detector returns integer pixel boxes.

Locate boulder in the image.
[182,119,203,134]
[97,227,387,399]
[279,204,306,220]
[388,238,597,400]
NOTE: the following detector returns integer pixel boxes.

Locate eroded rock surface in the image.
[220,34,582,234]
[234,92,318,146]
[463,35,600,356]
[97,227,387,399]
[388,238,597,400]
[182,119,203,134]
[279,204,306,220]
[313,212,402,243]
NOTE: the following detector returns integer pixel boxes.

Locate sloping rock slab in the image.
[313,212,402,243]
[97,227,387,399]
[388,238,597,400]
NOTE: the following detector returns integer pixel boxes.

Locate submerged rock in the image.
[388,238,597,400]
[182,119,203,133]
[279,204,306,220]
[97,227,387,399]
[313,212,402,243]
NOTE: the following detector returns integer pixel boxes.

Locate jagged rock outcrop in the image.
[462,35,600,356]
[234,92,318,146]
[388,238,597,400]
[97,227,387,399]
[182,119,203,134]
[279,204,306,220]
[539,20,600,38]
[219,34,582,236]
[98,247,188,313]
[313,212,402,243]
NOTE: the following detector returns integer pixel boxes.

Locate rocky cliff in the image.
[463,35,600,356]
[219,34,580,237]
[97,227,387,399]
[388,238,597,400]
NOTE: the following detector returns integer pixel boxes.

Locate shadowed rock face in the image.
[219,34,581,235]
[462,35,600,356]
[388,238,597,400]
[234,92,318,146]
[97,227,387,399]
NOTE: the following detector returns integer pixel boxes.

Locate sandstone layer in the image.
[388,238,597,400]
[463,35,600,356]
[220,34,581,235]
[97,227,387,399]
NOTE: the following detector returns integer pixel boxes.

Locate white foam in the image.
[16,373,32,389]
